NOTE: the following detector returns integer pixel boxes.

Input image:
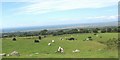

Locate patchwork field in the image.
[2,33,118,58]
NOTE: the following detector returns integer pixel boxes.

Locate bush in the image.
[98,38,118,49]
[106,38,118,49]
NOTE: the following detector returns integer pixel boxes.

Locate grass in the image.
[2,33,118,58]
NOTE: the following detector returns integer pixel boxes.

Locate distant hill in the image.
[2,21,118,33]
[79,21,118,28]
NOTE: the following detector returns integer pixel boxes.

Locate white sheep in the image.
[0,53,6,56]
[35,53,39,55]
[58,46,61,52]
[52,40,55,43]
[73,49,80,53]
[10,51,20,56]
[57,46,64,53]
[86,38,89,41]
[48,43,51,46]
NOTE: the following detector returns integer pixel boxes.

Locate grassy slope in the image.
[2,33,118,58]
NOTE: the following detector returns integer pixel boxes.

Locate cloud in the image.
[86,15,118,20]
[11,0,119,15]
[48,15,118,22]
[1,0,39,2]
[55,15,118,20]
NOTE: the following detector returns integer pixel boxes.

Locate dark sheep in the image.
[38,36,42,40]
[87,36,92,41]
[88,36,92,38]
[34,40,39,43]
[67,38,77,40]
[12,37,16,41]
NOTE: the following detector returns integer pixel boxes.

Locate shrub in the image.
[106,38,118,49]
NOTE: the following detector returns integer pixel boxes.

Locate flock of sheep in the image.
[0,51,20,57]
[1,33,102,57]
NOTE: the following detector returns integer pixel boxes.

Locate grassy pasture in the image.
[2,33,118,58]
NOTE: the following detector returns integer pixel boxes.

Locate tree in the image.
[93,28,98,33]
[106,28,112,32]
[40,29,48,35]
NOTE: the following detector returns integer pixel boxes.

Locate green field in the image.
[2,33,118,58]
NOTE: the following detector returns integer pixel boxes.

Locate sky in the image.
[1,0,119,28]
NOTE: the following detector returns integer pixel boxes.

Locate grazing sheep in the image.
[94,34,99,37]
[56,46,64,53]
[35,53,39,55]
[86,38,89,41]
[12,37,16,41]
[0,53,6,56]
[48,43,51,46]
[88,36,92,39]
[34,40,39,43]
[67,38,77,40]
[38,36,42,40]
[52,40,55,43]
[10,51,20,56]
[60,48,64,53]
[61,38,64,40]
[84,37,93,41]
[57,46,61,52]
[60,38,64,40]
[73,49,80,53]
[87,36,93,41]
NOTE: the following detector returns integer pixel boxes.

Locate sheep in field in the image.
[73,49,80,53]
[12,37,16,41]
[34,40,39,43]
[52,40,55,43]
[56,46,64,53]
[10,51,20,56]
[48,43,51,46]
[0,53,6,56]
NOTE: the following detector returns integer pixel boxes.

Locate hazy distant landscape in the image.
[2,21,118,33]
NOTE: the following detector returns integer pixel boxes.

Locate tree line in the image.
[2,26,120,38]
